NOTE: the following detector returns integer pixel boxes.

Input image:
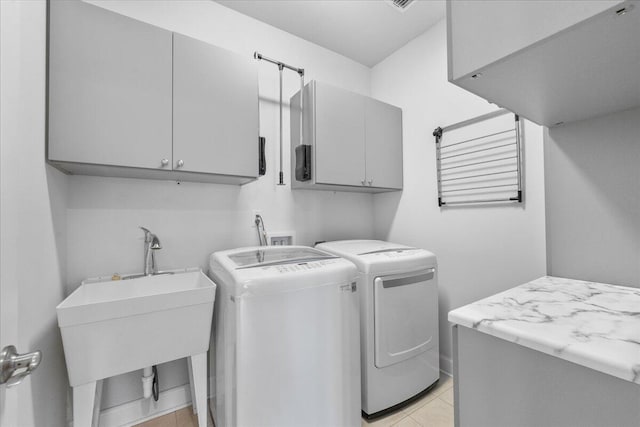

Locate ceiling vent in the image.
[385,0,416,12]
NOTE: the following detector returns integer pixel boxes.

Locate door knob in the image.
[0,345,42,388]
[176,160,184,168]
[161,159,169,167]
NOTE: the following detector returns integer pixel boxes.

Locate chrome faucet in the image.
[140,227,162,276]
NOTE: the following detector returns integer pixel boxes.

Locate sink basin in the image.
[57,268,216,387]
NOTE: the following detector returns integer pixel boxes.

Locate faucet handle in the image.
[150,235,162,250]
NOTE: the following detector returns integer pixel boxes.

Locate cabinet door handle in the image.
[176,159,184,168]
[161,159,169,167]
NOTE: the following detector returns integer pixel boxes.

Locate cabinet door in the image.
[373,269,437,368]
[314,83,366,186]
[365,98,403,189]
[173,34,259,178]
[48,1,172,169]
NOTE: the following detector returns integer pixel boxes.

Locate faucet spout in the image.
[140,226,162,276]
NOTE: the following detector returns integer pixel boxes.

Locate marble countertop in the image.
[448,276,640,385]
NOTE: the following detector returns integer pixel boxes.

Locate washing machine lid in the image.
[228,247,337,269]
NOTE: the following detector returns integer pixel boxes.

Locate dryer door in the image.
[373,268,437,368]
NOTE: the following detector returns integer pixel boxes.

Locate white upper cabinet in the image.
[447,0,640,127]
[290,81,403,193]
[48,2,259,184]
[448,1,620,80]
[172,34,258,179]
[48,0,173,170]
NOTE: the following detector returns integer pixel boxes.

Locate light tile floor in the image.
[362,375,454,427]
[134,406,214,427]
[134,375,454,427]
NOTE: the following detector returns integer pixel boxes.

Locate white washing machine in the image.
[208,246,361,427]
[316,240,439,418]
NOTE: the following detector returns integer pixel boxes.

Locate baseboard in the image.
[97,384,192,427]
[440,353,453,377]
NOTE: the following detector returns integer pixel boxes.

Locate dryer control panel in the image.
[380,250,419,259]
[362,249,422,259]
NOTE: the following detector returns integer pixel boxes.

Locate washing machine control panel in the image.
[267,259,340,274]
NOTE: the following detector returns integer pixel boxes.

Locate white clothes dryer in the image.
[208,246,361,427]
[316,240,439,418]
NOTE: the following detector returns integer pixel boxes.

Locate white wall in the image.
[370,20,547,373]
[66,0,375,413]
[0,1,69,426]
[544,107,640,287]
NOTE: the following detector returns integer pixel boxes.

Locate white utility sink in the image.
[57,268,216,427]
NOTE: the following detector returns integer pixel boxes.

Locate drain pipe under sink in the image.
[142,365,159,401]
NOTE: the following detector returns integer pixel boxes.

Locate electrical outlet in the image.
[270,236,292,246]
